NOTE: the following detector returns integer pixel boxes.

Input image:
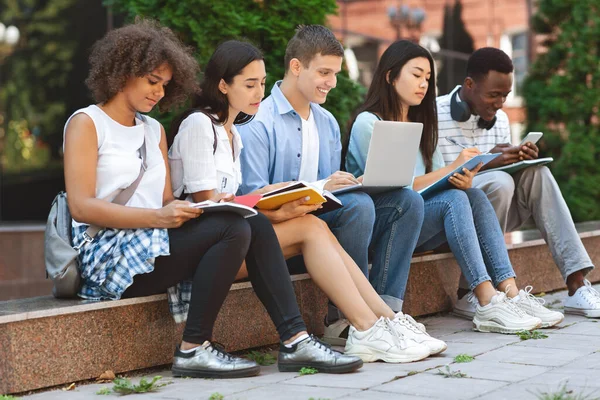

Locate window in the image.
[501,31,528,104]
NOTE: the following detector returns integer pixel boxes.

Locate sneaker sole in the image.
[539,314,565,328]
[345,346,430,363]
[472,318,542,334]
[277,358,363,374]
[451,309,476,320]
[321,335,348,347]
[172,365,260,379]
[564,307,600,318]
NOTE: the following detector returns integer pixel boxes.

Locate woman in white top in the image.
[63,21,361,380]
[170,40,446,364]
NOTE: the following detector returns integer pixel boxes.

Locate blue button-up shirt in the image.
[236,81,342,194]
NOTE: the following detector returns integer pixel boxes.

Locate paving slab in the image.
[423,360,549,383]
[370,373,508,399]
[512,332,600,352]
[475,344,590,367]
[224,383,359,400]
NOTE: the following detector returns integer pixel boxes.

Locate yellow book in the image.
[255,186,327,210]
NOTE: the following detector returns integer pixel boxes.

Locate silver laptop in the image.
[335,121,423,195]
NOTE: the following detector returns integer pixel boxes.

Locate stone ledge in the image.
[1,226,599,394]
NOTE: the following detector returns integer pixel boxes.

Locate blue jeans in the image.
[320,189,424,311]
[416,188,516,290]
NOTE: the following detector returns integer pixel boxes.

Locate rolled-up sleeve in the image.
[346,112,377,176]
[171,113,218,195]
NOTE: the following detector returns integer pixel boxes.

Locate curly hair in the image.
[85,19,199,111]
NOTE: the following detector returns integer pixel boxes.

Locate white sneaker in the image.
[452,291,477,320]
[511,286,564,328]
[345,317,430,363]
[391,312,447,355]
[564,280,600,318]
[322,318,350,346]
[473,292,542,334]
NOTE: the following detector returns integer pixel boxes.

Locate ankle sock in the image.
[284,333,310,348]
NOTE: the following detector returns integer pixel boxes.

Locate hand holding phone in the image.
[519,132,543,146]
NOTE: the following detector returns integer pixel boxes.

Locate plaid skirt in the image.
[72,224,192,323]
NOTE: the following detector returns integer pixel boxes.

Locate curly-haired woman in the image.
[63,20,362,379]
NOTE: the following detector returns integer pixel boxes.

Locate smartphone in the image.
[519,132,543,146]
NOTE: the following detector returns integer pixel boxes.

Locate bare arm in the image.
[64,114,201,229]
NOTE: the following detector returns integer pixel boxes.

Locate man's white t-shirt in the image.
[298,111,320,182]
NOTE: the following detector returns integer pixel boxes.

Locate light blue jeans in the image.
[320,189,424,311]
[415,188,516,290]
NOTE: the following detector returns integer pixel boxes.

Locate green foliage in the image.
[246,350,277,366]
[516,330,548,341]
[111,376,168,395]
[96,387,112,395]
[437,365,467,378]
[209,393,224,400]
[523,0,600,221]
[535,383,600,400]
[298,367,319,375]
[453,354,474,363]
[106,0,365,134]
[0,0,79,163]
[0,395,18,400]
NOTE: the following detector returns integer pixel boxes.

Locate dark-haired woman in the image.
[64,20,361,379]
[170,40,447,364]
[346,40,563,333]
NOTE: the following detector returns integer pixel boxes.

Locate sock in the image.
[284,333,310,348]
[180,340,209,353]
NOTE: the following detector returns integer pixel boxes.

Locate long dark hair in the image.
[344,40,438,173]
[170,40,264,145]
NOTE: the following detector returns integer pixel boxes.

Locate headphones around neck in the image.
[450,87,497,130]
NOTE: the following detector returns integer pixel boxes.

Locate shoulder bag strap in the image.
[82,114,149,242]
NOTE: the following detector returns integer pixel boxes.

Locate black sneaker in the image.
[172,342,260,379]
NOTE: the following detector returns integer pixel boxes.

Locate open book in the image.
[479,157,553,175]
[257,181,343,216]
[191,200,258,218]
[418,153,500,199]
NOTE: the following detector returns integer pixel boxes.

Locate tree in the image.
[437,0,474,95]
[106,0,365,135]
[523,0,600,221]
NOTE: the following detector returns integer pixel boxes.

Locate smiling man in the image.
[238,25,426,344]
[437,47,597,319]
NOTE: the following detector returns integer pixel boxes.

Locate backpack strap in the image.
[79,113,149,245]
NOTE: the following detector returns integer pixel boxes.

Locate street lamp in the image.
[0,22,21,222]
[387,4,426,41]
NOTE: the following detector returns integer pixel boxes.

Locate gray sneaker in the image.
[172,342,260,379]
[278,335,363,373]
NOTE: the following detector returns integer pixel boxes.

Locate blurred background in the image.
[0,0,598,299]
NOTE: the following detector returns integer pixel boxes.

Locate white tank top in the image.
[63,105,166,225]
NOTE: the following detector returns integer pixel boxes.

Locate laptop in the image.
[334,120,423,195]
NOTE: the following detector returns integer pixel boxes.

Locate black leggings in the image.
[122,212,306,344]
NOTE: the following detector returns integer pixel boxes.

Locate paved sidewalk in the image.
[16,287,600,400]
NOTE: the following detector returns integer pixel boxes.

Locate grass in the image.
[535,383,600,400]
[246,350,277,366]
[299,367,319,376]
[453,354,475,363]
[0,396,17,400]
[407,371,419,376]
[209,393,224,400]
[516,330,549,340]
[111,376,169,395]
[437,365,468,379]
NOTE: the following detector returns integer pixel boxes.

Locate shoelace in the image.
[498,290,527,317]
[383,318,408,348]
[208,341,234,361]
[580,282,600,306]
[394,315,422,335]
[520,285,547,309]
[405,314,429,334]
[307,335,335,355]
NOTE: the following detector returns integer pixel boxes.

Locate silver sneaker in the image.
[278,335,363,373]
[172,342,260,379]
